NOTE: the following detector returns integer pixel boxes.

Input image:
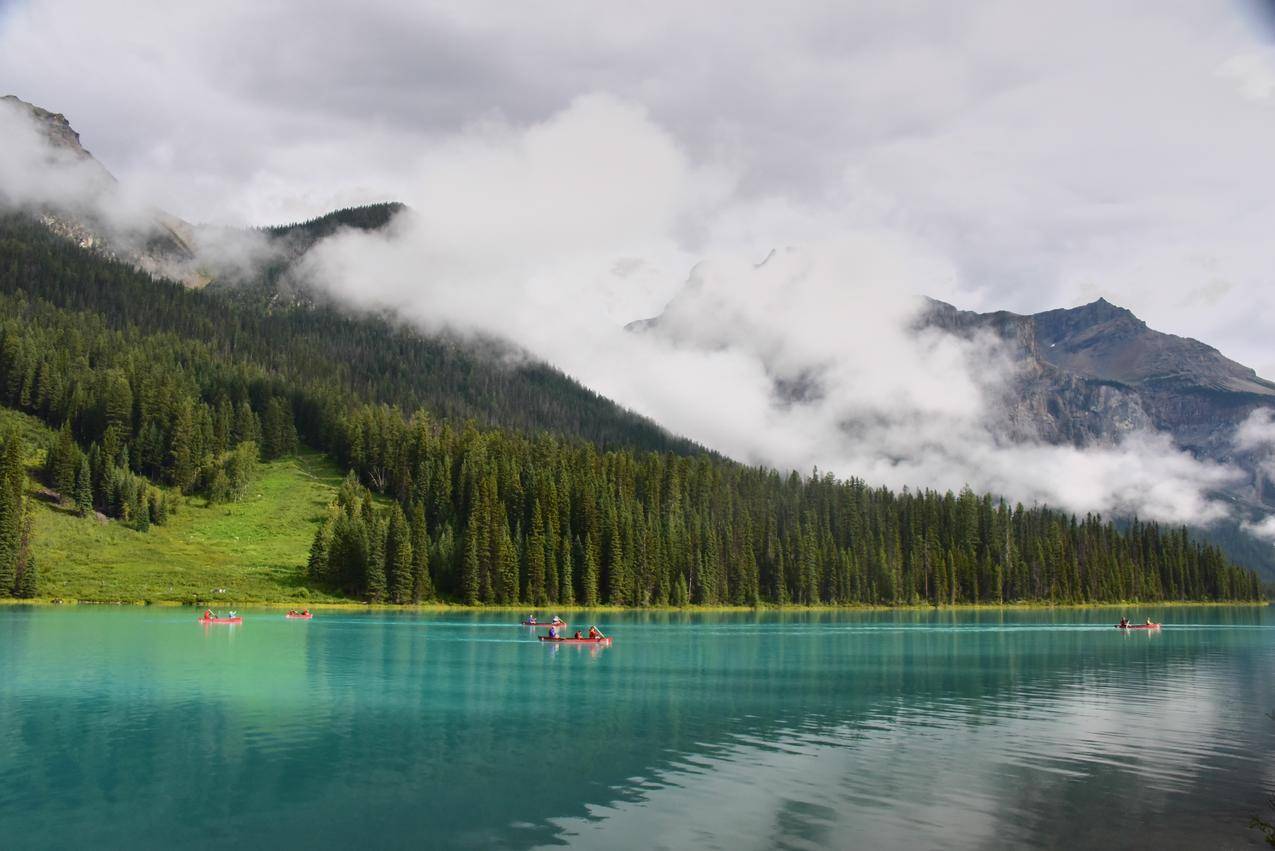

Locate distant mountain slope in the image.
[922,297,1273,506]
[205,202,407,308]
[1,97,694,453]
[1032,298,1275,396]
[0,212,700,456]
[921,297,1275,578]
[1,94,203,286]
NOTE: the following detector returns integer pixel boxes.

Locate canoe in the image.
[539,636,611,645]
[285,613,313,620]
[522,621,566,627]
[198,616,242,625]
[1116,623,1160,630]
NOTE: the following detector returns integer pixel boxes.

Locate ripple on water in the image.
[1,606,1273,850]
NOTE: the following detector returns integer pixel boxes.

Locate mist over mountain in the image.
[0,94,203,285]
[3,93,1273,577]
[922,297,1275,495]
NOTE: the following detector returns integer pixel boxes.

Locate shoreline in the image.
[3,598,1267,611]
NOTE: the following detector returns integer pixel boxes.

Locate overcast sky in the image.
[2,0,1274,370]
[3,0,1275,526]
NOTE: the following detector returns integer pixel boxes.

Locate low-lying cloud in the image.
[297,95,1248,527]
[1236,409,1275,539]
[0,96,283,285]
[4,29,1269,533]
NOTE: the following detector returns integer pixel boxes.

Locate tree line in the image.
[311,404,1263,605]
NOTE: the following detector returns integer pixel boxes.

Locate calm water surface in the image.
[1,606,1273,849]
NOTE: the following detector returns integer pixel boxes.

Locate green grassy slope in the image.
[2,404,345,603]
[32,451,343,603]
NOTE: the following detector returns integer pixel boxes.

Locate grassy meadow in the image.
[3,407,344,603]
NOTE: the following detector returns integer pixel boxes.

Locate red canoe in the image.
[198,616,242,625]
[285,612,313,620]
[539,636,611,645]
[1116,623,1160,630]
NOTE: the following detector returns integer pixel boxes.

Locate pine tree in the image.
[461,517,481,605]
[169,399,196,492]
[308,511,336,584]
[48,421,78,499]
[233,400,260,447]
[581,533,600,607]
[672,573,690,607]
[526,501,547,606]
[385,504,413,604]
[366,516,387,601]
[14,507,36,598]
[0,435,25,595]
[409,502,433,602]
[497,523,519,604]
[558,533,575,605]
[74,455,93,516]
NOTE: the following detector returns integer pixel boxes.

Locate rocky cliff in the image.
[0,94,204,286]
[922,297,1275,512]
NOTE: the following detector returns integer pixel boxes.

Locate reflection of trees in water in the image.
[3,608,1268,848]
[282,611,1275,846]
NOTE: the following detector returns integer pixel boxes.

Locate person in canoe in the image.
[547,624,560,639]
[204,608,214,620]
[588,625,603,640]
[551,615,564,626]
[1119,617,1129,628]
[526,615,538,625]
[573,630,584,639]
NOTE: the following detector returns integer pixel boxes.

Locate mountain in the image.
[1,96,695,454]
[205,202,407,308]
[0,94,203,286]
[922,297,1275,578]
[0,98,1262,605]
[922,297,1274,510]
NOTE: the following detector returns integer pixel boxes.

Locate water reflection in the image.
[0,607,1271,849]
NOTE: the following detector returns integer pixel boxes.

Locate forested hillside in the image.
[0,211,1262,605]
[0,212,697,454]
[206,202,407,308]
[309,406,1262,605]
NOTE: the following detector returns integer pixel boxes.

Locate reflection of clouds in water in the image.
[539,645,1271,851]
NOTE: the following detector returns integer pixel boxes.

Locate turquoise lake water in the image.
[1,606,1273,849]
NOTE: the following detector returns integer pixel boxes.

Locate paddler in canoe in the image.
[588,625,603,640]
[1119,617,1129,628]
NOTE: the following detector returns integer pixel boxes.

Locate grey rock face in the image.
[921,297,1275,511]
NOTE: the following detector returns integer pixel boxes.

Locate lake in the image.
[1,606,1272,849]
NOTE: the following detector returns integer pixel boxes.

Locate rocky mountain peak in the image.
[1,94,97,162]
[2,94,206,283]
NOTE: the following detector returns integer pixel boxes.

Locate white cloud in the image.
[298,95,1244,525]
[4,0,1273,527]
[1217,50,1275,100]
[1244,515,1275,542]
